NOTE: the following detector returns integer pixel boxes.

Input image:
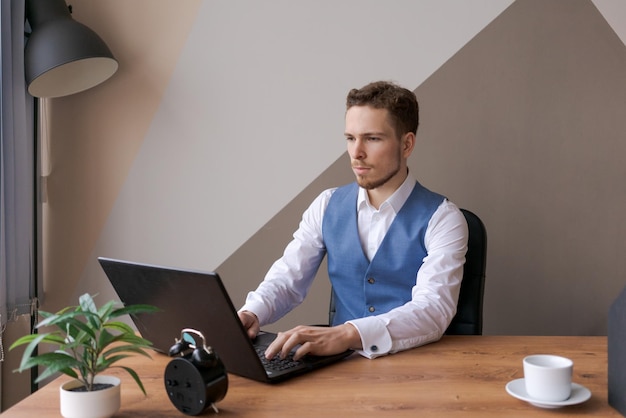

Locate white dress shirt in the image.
[240,175,468,358]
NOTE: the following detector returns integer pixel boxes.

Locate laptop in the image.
[98,257,353,383]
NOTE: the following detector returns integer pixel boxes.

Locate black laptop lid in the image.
[98,257,270,382]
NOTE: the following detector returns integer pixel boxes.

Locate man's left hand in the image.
[264,323,362,361]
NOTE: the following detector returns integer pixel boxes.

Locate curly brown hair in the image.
[346,81,419,138]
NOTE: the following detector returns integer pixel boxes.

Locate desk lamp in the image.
[24,0,118,98]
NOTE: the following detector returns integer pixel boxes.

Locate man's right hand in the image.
[238,310,260,339]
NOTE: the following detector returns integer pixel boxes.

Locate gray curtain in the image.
[0,0,36,361]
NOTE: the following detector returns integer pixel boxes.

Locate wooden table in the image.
[1,336,619,417]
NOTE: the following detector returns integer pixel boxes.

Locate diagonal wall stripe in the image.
[78,1,513,328]
[220,0,626,335]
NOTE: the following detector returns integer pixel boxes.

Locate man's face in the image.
[344,105,408,191]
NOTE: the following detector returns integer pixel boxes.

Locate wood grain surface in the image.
[1,336,617,417]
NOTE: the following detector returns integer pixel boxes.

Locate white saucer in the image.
[505,378,591,409]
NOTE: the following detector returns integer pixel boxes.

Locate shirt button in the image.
[370,345,378,352]
[367,277,375,284]
[368,306,375,313]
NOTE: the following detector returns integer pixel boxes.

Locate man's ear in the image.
[402,132,416,157]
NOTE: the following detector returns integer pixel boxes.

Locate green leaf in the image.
[96,354,129,371]
[10,294,158,392]
[58,367,79,380]
[97,301,119,325]
[110,304,160,318]
[35,312,73,329]
[96,329,116,352]
[63,316,99,341]
[10,332,68,354]
[38,310,53,319]
[79,293,98,313]
[13,333,49,371]
[103,345,153,360]
[103,321,136,335]
[19,352,81,382]
[115,366,148,395]
[36,360,81,383]
[10,333,44,349]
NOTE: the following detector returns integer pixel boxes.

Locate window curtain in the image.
[1,0,37,362]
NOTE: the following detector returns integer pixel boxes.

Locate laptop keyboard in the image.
[255,347,303,372]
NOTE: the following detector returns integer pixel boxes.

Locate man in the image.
[238,81,468,361]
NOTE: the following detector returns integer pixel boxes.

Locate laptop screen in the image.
[98,257,269,381]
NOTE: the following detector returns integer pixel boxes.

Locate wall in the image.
[42,0,626,334]
[41,0,517,326]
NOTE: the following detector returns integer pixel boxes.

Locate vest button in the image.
[367,277,375,284]
[369,306,375,312]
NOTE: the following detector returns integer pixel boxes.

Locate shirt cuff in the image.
[346,317,392,359]
[239,298,272,327]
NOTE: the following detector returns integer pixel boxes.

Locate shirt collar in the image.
[357,173,417,213]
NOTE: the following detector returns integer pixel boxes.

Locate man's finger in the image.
[265,332,288,359]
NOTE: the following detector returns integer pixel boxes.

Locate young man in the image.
[238,81,468,360]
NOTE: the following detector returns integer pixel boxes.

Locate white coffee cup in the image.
[523,354,573,402]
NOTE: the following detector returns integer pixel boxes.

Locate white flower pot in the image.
[59,375,121,418]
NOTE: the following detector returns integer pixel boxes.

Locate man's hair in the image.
[346,81,419,137]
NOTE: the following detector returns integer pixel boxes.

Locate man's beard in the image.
[356,163,401,190]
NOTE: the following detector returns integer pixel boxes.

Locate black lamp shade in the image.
[25,0,118,98]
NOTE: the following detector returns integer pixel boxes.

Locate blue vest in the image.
[322,182,444,325]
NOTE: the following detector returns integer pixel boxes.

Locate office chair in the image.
[328,208,487,335]
[444,208,487,335]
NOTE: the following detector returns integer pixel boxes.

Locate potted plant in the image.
[10,293,159,418]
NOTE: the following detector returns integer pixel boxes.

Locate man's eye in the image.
[368,137,380,141]
[345,136,355,141]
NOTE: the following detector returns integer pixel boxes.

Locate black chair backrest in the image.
[444,208,487,335]
[328,208,487,335]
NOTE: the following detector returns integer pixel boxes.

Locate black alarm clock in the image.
[164,328,228,415]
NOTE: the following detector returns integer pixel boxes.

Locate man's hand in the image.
[265,323,362,361]
[238,310,260,339]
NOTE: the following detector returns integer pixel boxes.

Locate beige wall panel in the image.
[41,0,202,311]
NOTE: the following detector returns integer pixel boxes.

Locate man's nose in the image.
[349,140,365,159]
